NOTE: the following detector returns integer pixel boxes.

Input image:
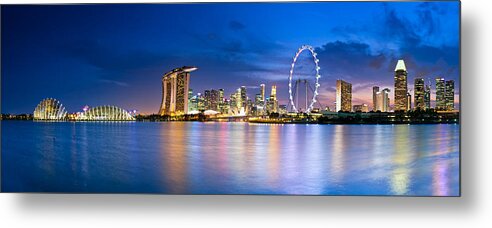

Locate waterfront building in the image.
[188,90,199,113]
[279,105,287,114]
[375,88,390,112]
[414,78,425,110]
[424,80,431,110]
[210,89,219,111]
[267,85,278,113]
[407,93,412,111]
[219,89,224,103]
[33,98,67,120]
[353,104,369,112]
[445,80,455,111]
[260,84,266,105]
[372,86,379,111]
[240,86,247,110]
[196,93,205,111]
[336,79,352,112]
[394,60,408,111]
[219,98,230,114]
[229,88,243,115]
[84,105,134,121]
[159,66,197,115]
[204,90,211,110]
[255,94,262,106]
[436,77,446,110]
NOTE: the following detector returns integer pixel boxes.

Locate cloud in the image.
[58,39,178,77]
[98,79,129,87]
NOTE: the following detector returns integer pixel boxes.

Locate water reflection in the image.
[2,121,460,195]
[391,125,412,195]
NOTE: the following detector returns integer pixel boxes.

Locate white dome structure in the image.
[33,98,67,120]
[84,105,135,121]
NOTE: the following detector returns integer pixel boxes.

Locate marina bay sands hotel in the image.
[159,66,197,115]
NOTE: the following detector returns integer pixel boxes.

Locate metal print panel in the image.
[0,1,460,196]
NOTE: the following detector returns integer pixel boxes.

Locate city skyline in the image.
[1,2,460,114]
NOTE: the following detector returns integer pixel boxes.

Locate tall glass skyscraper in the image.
[260,84,265,105]
[372,86,379,111]
[336,79,352,112]
[375,88,390,112]
[424,80,431,110]
[414,78,425,110]
[445,80,455,111]
[394,60,408,111]
[436,77,446,110]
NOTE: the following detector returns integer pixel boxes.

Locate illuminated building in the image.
[414,78,425,110]
[210,89,219,111]
[255,93,262,106]
[375,88,390,112]
[159,66,197,115]
[260,84,265,104]
[240,86,247,110]
[188,89,198,113]
[218,89,224,103]
[204,90,211,110]
[279,105,287,114]
[407,92,412,111]
[229,88,243,115]
[336,79,352,112]
[394,60,408,111]
[353,104,369,112]
[372,86,379,111]
[196,93,205,111]
[220,98,230,114]
[445,80,455,111]
[267,85,278,113]
[424,80,431,110]
[436,77,446,110]
[84,105,135,121]
[33,98,67,120]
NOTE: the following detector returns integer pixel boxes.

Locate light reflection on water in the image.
[1,121,459,195]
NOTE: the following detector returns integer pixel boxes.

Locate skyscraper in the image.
[445,80,455,111]
[436,78,446,110]
[159,66,197,115]
[424,80,431,110]
[268,85,278,113]
[270,85,277,101]
[375,88,390,112]
[204,90,211,110]
[414,78,425,110]
[188,89,198,113]
[210,89,219,111]
[372,86,379,111]
[260,84,265,105]
[218,89,224,103]
[336,79,352,112]
[235,88,243,113]
[240,86,247,110]
[394,60,408,111]
[407,92,412,111]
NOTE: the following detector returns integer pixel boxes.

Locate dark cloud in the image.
[59,40,178,74]
[315,40,389,77]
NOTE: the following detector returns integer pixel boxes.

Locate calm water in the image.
[1,121,460,195]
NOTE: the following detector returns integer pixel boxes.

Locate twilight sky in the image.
[1,2,460,114]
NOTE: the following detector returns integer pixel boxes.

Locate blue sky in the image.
[1,2,460,114]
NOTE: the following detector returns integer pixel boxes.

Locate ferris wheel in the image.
[288,45,321,113]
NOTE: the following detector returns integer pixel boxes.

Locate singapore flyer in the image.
[288,45,321,113]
